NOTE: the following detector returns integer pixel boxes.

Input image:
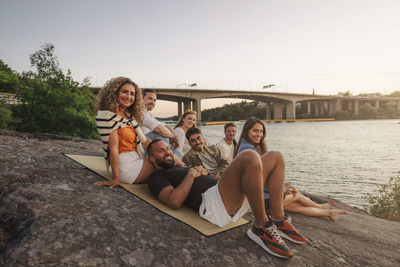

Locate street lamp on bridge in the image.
[263,84,275,89]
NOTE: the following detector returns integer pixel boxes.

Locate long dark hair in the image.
[234,117,268,157]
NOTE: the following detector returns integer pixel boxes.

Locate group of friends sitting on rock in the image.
[95,77,347,259]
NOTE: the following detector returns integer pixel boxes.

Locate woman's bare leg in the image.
[285,202,347,221]
[294,192,335,209]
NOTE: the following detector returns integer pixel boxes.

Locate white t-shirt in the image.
[142,111,161,134]
[175,127,191,156]
[216,138,235,163]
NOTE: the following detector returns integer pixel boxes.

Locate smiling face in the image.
[117,83,135,110]
[188,133,205,152]
[143,92,157,111]
[248,123,264,144]
[149,141,175,168]
[182,114,196,129]
[224,126,237,142]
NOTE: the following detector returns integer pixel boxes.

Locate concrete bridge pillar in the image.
[328,100,337,115]
[354,99,360,116]
[274,102,282,120]
[348,100,353,111]
[266,103,271,120]
[323,101,328,115]
[193,99,202,122]
[286,101,296,119]
[375,99,379,108]
[307,101,311,115]
[320,101,325,115]
[177,101,183,118]
[337,99,343,111]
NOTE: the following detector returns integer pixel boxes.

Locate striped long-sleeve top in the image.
[96,110,147,167]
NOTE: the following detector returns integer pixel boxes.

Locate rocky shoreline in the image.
[1,130,399,266]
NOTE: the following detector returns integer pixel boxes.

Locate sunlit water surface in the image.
[199,119,400,208]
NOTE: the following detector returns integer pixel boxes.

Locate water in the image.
[199,119,400,209]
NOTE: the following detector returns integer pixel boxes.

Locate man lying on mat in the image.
[146,139,307,259]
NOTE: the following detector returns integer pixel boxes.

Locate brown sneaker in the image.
[247,221,293,259]
[273,215,308,244]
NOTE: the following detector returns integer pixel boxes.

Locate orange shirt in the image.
[118,127,137,153]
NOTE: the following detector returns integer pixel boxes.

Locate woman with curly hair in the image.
[174,110,197,156]
[94,77,155,188]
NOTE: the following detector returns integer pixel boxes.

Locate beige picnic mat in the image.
[65,154,249,236]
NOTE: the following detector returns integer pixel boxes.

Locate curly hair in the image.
[234,117,268,157]
[96,77,145,124]
[174,110,197,129]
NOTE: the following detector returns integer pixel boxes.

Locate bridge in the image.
[90,87,400,122]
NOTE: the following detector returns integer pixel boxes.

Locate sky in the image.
[1,0,400,117]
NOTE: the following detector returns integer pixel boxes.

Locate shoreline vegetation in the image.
[1,43,400,222]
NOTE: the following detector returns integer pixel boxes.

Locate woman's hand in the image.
[284,182,297,196]
[95,179,119,189]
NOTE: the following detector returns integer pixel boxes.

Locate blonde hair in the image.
[96,77,144,124]
[174,110,197,129]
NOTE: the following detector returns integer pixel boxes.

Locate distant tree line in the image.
[0,44,98,139]
[202,101,266,121]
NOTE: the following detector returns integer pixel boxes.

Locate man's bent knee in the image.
[264,151,285,166]
[235,150,262,169]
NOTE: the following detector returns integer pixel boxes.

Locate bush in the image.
[366,175,400,222]
[0,100,13,129]
[359,103,378,119]
[335,110,354,120]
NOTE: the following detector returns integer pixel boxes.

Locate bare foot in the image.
[328,209,347,221]
[321,199,335,209]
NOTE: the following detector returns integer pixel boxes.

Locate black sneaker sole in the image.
[247,229,292,259]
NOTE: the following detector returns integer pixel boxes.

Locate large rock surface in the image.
[0,130,399,266]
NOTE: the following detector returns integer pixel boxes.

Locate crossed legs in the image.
[284,192,347,221]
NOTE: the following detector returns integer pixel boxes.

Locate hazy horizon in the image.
[2,0,400,116]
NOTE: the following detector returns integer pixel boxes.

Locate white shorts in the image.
[118,151,144,184]
[199,183,250,228]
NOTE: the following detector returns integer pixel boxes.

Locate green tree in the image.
[12,43,98,139]
[338,90,353,96]
[359,103,378,119]
[0,60,20,93]
[389,91,400,97]
[0,99,13,129]
[382,101,398,118]
[335,110,354,120]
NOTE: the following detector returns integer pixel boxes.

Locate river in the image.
[199,119,400,209]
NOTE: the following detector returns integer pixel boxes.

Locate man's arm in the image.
[182,150,200,167]
[165,124,179,148]
[157,166,207,209]
[153,124,176,139]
